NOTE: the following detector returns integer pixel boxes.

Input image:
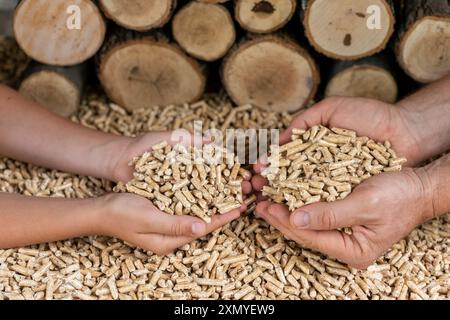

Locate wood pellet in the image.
[114,142,246,223]
[262,126,406,210]
[0,95,448,300]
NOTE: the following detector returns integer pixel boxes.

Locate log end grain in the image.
[397,16,450,83]
[235,0,297,34]
[13,0,105,66]
[325,65,398,103]
[99,0,175,31]
[172,1,236,62]
[99,39,206,111]
[304,0,395,60]
[19,70,80,117]
[222,36,319,113]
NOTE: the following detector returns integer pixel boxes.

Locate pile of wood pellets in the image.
[262,126,406,210]
[0,95,448,300]
[115,141,249,223]
[0,36,29,86]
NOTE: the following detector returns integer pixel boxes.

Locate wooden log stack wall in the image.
[2,0,450,115]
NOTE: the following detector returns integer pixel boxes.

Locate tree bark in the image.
[222,34,319,112]
[98,28,206,111]
[396,0,450,83]
[235,0,297,34]
[13,0,105,66]
[99,0,176,31]
[325,53,398,103]
[302,0,395,60]
[172,1,235,61]
[18,62,87,117]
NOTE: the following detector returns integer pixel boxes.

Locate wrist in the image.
[394,105,424,165]
[96,135,134,182]
[412,167,437,223]
[91,194,119,236]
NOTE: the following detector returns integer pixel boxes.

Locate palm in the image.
[255,169,429,268]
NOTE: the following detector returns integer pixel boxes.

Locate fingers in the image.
[253,154,268,174]
[251,175,268,192]
[242,181,252,195]
[290,193,368,231]
[147,211,207,237]
[255,200,271,217]
[280,98,342,145]
[137,210,241,256]
[206,209,241,233]
[258,203,360,265]
[292,187,376,231]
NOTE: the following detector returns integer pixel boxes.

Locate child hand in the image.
[97,193,243,255]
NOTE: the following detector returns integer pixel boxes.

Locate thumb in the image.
[150,211,207,237]
[290,195,367,231]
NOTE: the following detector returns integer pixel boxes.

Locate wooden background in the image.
[2,0,450,117]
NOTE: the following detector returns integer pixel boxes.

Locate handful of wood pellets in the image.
[262,126,407,210]
[115,141,248,223]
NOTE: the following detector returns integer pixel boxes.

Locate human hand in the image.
[255,167,434,269]
[109,131,252,195]
[109,131,178,183]
[252,96,423,204]
[97,193,246,255]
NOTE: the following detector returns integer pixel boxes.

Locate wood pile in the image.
[0,0,447,115]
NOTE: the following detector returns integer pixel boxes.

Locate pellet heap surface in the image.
[0,95,448,300]
[263,126,406,210]
[115,141,247,223]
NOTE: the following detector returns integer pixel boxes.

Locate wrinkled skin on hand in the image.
[252,97,434,269]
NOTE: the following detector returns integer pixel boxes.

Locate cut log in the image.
[396,0,450,83]
[235,0,297,34]
[222,35,319,112]
[172,1,235,61]
[99,0,176,31]
[302,0,395,60]
[325,54,398,103]
[19,62,86,117]
[13,0,105,66]
[98,29,206,111]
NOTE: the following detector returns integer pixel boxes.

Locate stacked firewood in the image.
[2,0,450,115]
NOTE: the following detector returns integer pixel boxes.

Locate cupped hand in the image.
[98,193,247,256]
[255,168,434,269]
[253,96,421,191]
[109,131,253,192]
[110,131,180,183]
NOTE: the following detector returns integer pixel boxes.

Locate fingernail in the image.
[191,222,203,235]
[292,211,310,228]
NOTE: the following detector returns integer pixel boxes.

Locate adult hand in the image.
[98,193,245,255]
[253,97,421,186]
[252,97,433,268]
[255,167,434,269]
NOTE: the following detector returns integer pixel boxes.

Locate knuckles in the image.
[319,206,338,230]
